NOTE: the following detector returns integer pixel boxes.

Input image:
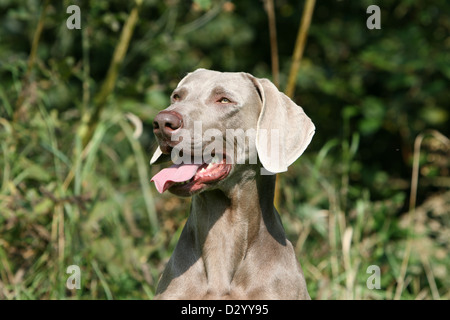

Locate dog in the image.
[150,69,315,299]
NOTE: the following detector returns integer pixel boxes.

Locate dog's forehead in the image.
[177,69,253,95]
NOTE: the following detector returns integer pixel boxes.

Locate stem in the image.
[395,130,449,299]
[275,0,316,210]
[14,0,50,122]
[285,0,316,98]
[265,0,279,88]
[81,26,91,116]
[80,0,142,147]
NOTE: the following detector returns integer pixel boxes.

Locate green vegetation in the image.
[0,0,449,299]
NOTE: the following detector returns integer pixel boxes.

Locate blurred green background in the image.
[0,0,449,299]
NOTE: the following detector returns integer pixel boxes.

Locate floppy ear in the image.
[150,146,172,165]
[252,77,315,173]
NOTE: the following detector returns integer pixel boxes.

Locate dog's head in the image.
[150,69,315,196]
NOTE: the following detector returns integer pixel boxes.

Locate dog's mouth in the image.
[150,154,232,196]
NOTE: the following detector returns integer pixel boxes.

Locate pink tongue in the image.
[151,163,202,193]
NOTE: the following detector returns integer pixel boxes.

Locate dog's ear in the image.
[251,77,315,173]
[150,146,172,165]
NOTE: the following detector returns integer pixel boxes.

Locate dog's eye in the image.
[172,94,180,101]
[218,97,232,104]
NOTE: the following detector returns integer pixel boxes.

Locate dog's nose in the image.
[153,111,183,136]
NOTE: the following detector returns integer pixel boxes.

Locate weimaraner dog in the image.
[150,69,315,299]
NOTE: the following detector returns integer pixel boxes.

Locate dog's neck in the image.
[186,169,286,296]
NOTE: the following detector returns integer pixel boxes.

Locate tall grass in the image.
[0,102,166,299]
[280,112,450,299]
[1,92,449,299]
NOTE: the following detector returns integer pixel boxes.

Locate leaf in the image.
[420,107,449,125]
[193,0,212,10]
[358,97,385,135]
